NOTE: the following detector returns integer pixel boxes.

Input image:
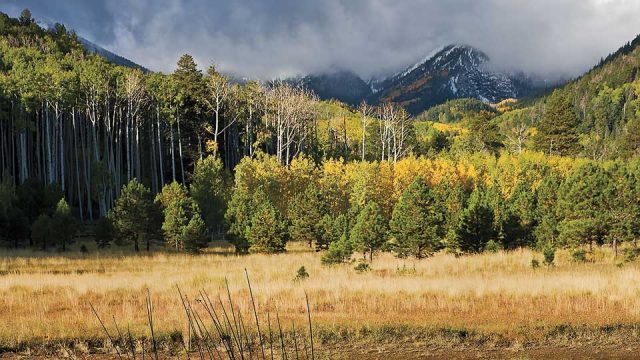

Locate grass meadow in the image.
[2,243,640,357]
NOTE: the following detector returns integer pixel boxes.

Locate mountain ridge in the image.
[300,44,539,115]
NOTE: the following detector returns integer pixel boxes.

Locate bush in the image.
[543,244,555,266]
[484,240,502,253]
[624,248,640,263]
[294,266,309,281]
[571,248,587,263]
[354,262,370,273]
[531,259,540,269]
[321,234,353,265]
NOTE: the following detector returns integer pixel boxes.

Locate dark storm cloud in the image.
[2,0,640,80]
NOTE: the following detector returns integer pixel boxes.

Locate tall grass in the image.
[88,270,316,359]
[1,245,640,354]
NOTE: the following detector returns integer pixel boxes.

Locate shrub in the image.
[294,266,309,281]
[624,248,640,263]
[321,234,353,265]
[484,240,502,253]
[543,244,555,266]
[354,262,370,273]
[571,248,587,263]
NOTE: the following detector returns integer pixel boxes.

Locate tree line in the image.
[3,9,640,258]
[38,152,634,259]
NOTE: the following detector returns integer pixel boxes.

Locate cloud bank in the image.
[3,0,640,80]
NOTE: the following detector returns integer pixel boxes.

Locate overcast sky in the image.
[2,0,640,80]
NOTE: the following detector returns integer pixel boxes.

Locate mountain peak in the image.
[368,44,526,114]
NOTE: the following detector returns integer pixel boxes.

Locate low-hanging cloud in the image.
[3,0,640,81]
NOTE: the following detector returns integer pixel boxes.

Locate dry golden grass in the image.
[1,244,639,350]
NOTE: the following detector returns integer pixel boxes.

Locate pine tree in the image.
[350,201,387,261]
[389,178,444,258]
[191,155,228,234]
[556,163,611,249]
[31,214,51,250]
[534,173,562,248]
[535,90,581,156]
[317,213,349,251]
[156,182,204,251]
[109,179,162,252]
[248,189,288,253]
[321,233,353,265]
[94,217,115,249]
[182,215,209,254]
[50,199,77,251]
[288,183,327,250]
[19,9,33,25]
[455,188,498,253]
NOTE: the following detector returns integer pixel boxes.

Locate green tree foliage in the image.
[181,215,209,253]
[50,199,77,251]
[247,188,288,253]
[190,155,228,234]
[156,182,208,252]
[288,183,327,250]
[322,233,353,265]
[390,178,444,258]
[94,217,115,249]
[556,164,611,249]
[534,173,562,248]
[30,214,51,250]
[350,201,387,261]
[454,188,498,253]
[500,183,537,249]
[109,179,162,252]
[318,213,349,249]
[534,90,581,156]
[415,98,497,123]
[19,9,33,25]
[462,111,503,154]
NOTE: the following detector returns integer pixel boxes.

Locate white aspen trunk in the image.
[176,113,185,184]
[58,106,65,192]
[170,121,176,182]
[45,103,53,184]
[156,107,164,187]
[72,109,84,222]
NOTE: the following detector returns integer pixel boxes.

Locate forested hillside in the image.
[492,33,640,159]
[2,9,640,261]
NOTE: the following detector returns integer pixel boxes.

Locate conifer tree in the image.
[350,201,387,261]
[248,189,288,253]
[94,217,115,249]
[31,214,51,250]
[534,173,562,248]
[182,215,209,253]
[390,177,444,258]
[556,163,611,249]
[288,183,327,249]
[109,179,162,252]
[535,90,581,156]
[156,181,207,252]
[50,199,77,251]
[455,188,498,253]
[191,155,228,234]
[317,213,349,251]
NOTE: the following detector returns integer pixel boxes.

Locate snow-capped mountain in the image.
[369,45,529,115]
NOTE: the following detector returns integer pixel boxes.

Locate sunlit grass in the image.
[0,243,638,350]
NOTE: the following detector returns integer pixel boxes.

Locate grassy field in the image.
[2,243,640,357]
